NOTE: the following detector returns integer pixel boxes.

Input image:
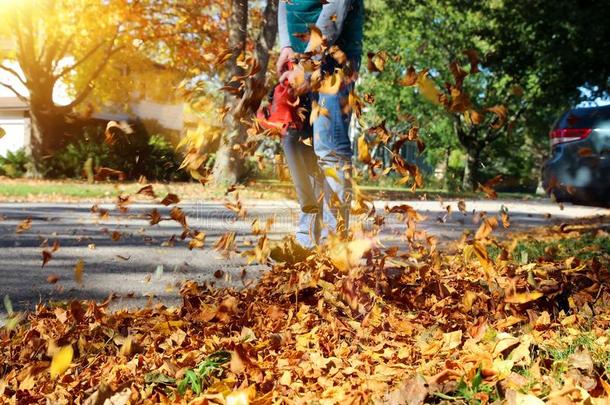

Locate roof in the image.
[0,96,28,111]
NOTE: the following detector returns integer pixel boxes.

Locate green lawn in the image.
[0,178,540,202]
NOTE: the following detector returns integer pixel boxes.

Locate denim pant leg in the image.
[313,86,354,237]
[281,130,324,247]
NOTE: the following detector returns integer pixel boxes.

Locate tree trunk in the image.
[212,0,249,186]
[442,146,451,191]
[462,148,482,191]
[212,0,279,186]
[28,101,71,176]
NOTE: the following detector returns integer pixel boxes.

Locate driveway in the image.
[0,199,608,313]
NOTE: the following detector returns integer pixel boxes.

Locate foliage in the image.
[0,0,228,171]
[362,0,610,191]
[0,148,30,178]
[46,124,188,181]
[512,232,610,263]
[176,351,231,395]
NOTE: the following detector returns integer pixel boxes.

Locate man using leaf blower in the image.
[257,61,330,249]
[276,0,364,243]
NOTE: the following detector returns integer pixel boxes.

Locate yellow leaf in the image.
[305,25,324,53]
[319,70,343,95]
[50,344,73,379]
[505,291,543,304]
[462,290,477,311]
[74,259,84,285]
[0,127,5,139]
[416,70,442,105]
[328,239,374,271]
[442,330,462,351]
[324,167,340,182]
[357,135,371,163]
[279,370,292,386]
[226,385,256,405]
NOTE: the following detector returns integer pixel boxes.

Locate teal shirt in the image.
[281,0,363,60]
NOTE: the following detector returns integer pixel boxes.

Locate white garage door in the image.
[0,118,27,158]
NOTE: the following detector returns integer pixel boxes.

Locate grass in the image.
[512,233,610,262]
[0,177,540,202]
[0,178,293,202]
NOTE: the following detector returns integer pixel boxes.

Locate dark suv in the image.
[542,105,610,206]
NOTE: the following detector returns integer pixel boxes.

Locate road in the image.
[0,199,608,313]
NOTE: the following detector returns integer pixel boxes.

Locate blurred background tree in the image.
[361,0,610,191]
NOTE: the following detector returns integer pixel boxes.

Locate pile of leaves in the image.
[1,218,610,404]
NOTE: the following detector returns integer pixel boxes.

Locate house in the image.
[0,96,30,157]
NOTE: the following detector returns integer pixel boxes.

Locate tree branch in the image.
[0,64,27,86]
[59,44,123,111]
[0,81,29,102]
[53,39,108,80]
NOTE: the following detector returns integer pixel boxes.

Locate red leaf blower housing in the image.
[256,61,304,136]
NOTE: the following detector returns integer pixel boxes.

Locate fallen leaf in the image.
[505,291,543,304]
[50,344,73,379]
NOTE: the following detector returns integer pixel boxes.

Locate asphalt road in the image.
[1,199,608,314]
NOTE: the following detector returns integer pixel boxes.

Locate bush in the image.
[46,130,110,178]
[0,148,30,178]
[143,134,190,182]
[47,121,188,181]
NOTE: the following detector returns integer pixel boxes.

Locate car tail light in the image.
[550,128,592,147]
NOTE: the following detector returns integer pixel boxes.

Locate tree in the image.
[0,1,128,172]
[0,0,227,174]
[362,0,610,191]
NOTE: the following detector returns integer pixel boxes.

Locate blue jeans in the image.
[312,83,355,238]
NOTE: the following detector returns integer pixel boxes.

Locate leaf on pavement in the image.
[16,218,32,234]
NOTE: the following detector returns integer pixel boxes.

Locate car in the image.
[542,104,610,206]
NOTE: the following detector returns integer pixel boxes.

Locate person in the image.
[277,0,364,243]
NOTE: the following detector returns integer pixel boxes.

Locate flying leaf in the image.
[318,70,343,95]
[161,193,180,206]
[357,135,371,163]
[188,232,206,250]
[400,66,417,86]
[305,25,324,53]
[367,51,388,73]
[457,199,467,214]
[50,344,73,379]
[136,185,156,198]
[463,49,480,73]
[475,216,499,240]
[328,239,374,271]
[0,127,5,139]
[4,294,14,315]
[416,70,442,105]
[74,259,84,285]
[42,250,53,268]
[486,105,508,129]
[16,218,32,234]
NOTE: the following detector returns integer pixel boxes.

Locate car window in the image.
[557,107,610,129]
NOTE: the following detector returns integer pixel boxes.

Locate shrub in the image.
[47,125,188,181]
[0,148,30,178]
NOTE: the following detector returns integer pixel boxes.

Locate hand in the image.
[279,66,310,95]
[276,46,295,76]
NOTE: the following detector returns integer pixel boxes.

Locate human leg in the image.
[313,85,354,238]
